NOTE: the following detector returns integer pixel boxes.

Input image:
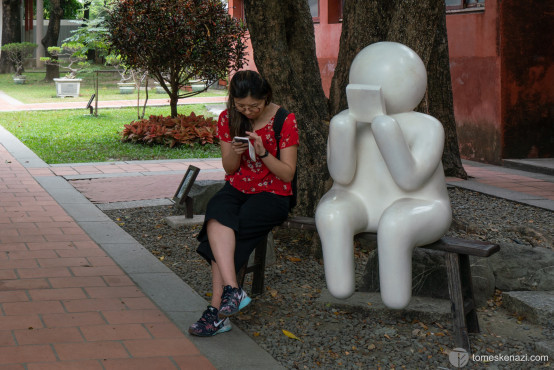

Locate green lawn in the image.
[0,105,222,164]
[0,71,227,104]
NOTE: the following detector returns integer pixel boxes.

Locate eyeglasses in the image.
[234,101,264,113]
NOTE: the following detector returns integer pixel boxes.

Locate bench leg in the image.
[459,254,480,333]
[250,234,268,296]
[237,234,268,297]
[445,252,474,352]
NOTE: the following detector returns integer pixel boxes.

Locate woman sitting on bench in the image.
[189,70,299,337]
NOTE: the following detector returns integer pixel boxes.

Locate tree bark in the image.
[426,1,466,178]
[244,0,466,217]
[332,0,466,178]
[0,0,22,74]
[42,0,64,81]
[329,0,393,116]
[244,0,330,216]
[83,1,95,61]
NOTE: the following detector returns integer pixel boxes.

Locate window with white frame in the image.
[308,0,319,21]
[446,0,485,11]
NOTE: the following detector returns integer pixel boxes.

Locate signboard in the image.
[173,165,200,217]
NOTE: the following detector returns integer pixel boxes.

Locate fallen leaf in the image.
[282,329,301,340]
[159,256,165,261]
[270,289,278,298]
[286,256,301,262]
[253,332,260,337]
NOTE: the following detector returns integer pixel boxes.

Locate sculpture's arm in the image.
[327,110,357,185]
[372,114,444,190]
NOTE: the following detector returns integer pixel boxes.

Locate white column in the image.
[36,0,44,67]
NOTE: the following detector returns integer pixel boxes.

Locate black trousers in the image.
[196,182,290,272]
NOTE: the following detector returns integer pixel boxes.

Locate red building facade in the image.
[229,0,553,163]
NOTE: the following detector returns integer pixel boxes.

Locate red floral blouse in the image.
[217,109,299,195]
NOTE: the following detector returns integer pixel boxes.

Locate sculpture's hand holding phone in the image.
[346,84,386,123]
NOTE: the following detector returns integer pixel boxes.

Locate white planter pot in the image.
[54,78,82,98]
[153,82,166,94]
[13,75,26,84]
[117,82,135,94]
[191,83,206,92]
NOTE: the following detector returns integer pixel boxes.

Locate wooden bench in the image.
[238,216,500,352]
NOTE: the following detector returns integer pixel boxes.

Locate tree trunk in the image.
[331,0,466,178]
[426,1,466,178]
[244,0,466,217]
[329,0,394,116]
[0,0,22,74]
[83,1,95,61]
[42,0,63,81]
[244,0,330,216]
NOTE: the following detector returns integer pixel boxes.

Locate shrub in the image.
[106,0,247,117]
[121,112,218,148]
[41,42,91,79]
[1,42,38,76]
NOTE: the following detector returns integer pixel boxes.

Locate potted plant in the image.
[41,42,91,97]
[105,54,136,94]
[189,77,207,92]
[0,42,38,84]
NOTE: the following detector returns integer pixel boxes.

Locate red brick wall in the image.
[446,2,502,163]
[500,0,554,159]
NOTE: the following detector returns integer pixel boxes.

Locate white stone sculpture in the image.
[315,42,452,309]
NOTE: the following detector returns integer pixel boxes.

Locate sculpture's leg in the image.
[377,199,451,309]
[315,190,368,299]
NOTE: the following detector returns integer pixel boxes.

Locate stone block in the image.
[502,290,554,326]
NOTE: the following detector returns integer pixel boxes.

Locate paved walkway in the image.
[0,146,215,369]
[0,91,228,112]
[0,93,553,369]
[0,94,281,369]
[40,158,554,211]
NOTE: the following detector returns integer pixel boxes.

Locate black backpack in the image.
[273,107,297,212]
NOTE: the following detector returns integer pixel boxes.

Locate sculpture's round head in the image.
[349,42,427,114]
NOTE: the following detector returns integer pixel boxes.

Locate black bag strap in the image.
[273,106,297,211]
[273,107,289,159]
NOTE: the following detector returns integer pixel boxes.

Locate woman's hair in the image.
[227,70,273,137]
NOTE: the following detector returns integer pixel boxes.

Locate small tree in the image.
[106,0,248,117]
[0,42,38,76]
[41,42,91,79]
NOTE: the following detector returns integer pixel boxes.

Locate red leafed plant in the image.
[121,112,218,148]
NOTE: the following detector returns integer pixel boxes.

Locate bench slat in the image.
[423,237,500,257]
[281,217,500,258]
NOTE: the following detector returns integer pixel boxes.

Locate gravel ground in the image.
[104,187,553,369]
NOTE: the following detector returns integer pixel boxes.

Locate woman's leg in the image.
[210,261,224,308]
[206,219,239,290]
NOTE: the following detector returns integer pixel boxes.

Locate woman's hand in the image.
[231,140,249,156]
[245,131,266,156]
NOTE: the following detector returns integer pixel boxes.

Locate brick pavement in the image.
[0,145,215,369]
